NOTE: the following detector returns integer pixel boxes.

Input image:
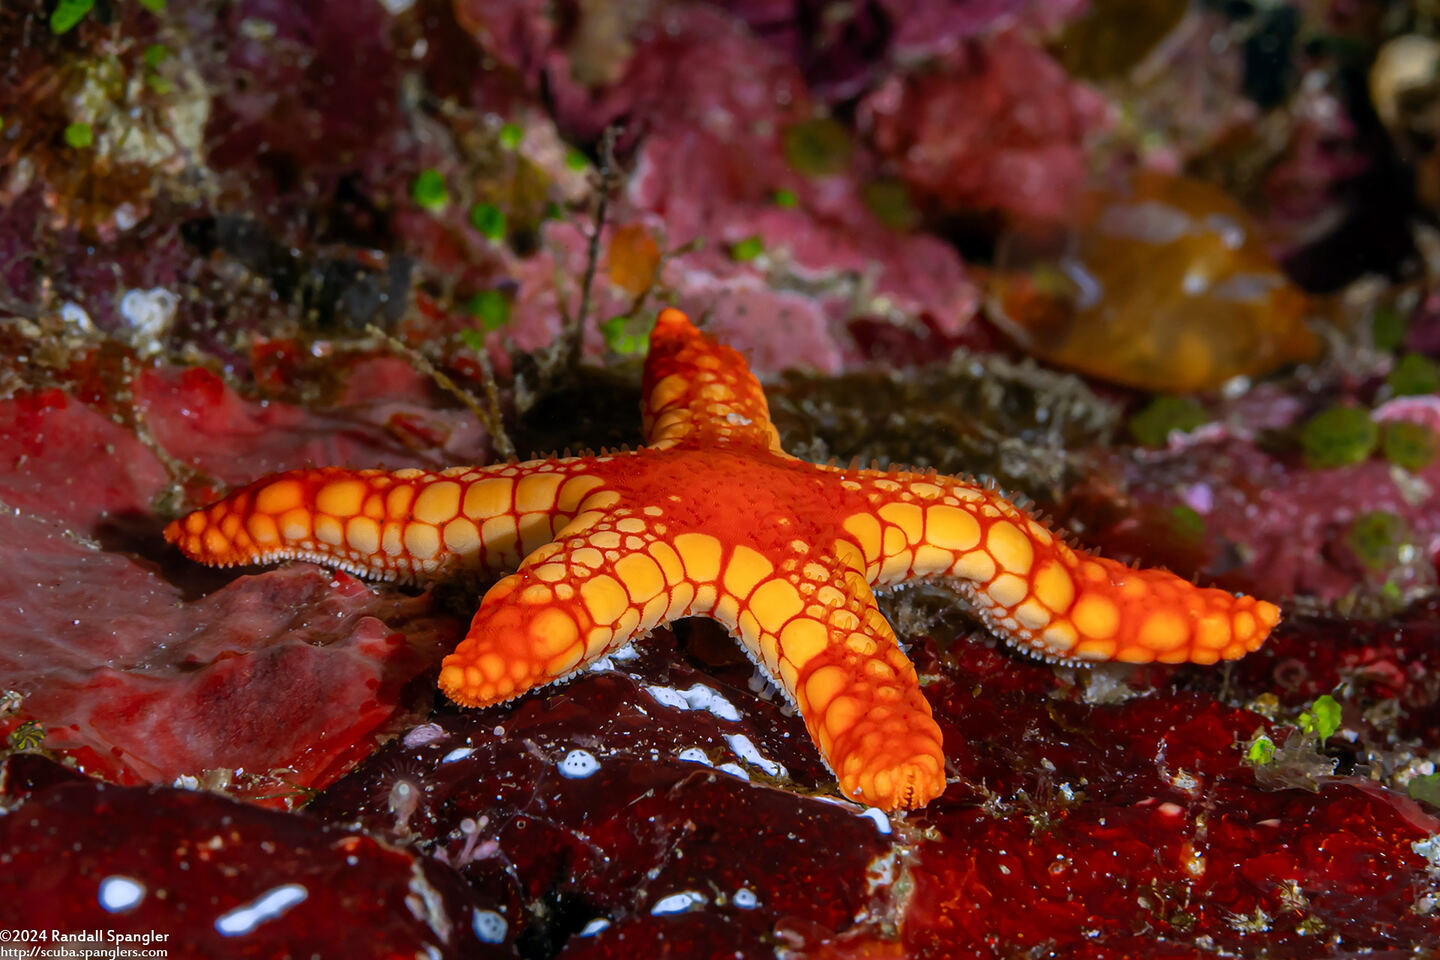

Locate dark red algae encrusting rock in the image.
[900,629,1440,957]
[306,626,901,958]
[0,753,507,958]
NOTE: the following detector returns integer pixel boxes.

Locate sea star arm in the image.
[835,470,1280,665]
[438,494,704,704]
[163,461,614,583]
[715,538,947,809]
[642,308,783,453]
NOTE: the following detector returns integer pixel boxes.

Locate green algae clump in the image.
[601,313,656,355]
[470,202,506,242]
[465,290,511,333]
[1297,694,1342,739]
[782,118,852,177]
[411,169,449,212]
[1380,420,1439,471]
[730,236,764,262]
[1388,353,1440,397]
[1300,406,1378,469]
[1128,395,1207,447]
[1346,510,1411,572]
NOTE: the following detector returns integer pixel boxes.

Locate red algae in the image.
[132,362,494,491]
[305,628,896,957]
[0,754,498,957]
[0,509,458,803]
[0,378,468,805]
[902,638,1440,957]
[0,389,170,530]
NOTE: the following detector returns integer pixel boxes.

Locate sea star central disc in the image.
[167,309,1280,810]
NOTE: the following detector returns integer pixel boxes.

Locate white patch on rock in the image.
[119,287,178,355]
[723,733,785,777]
[676,747,712,766]
[578,917,611,937]
[98,876,145,913]
[558,749,600,779]
[859,806,892,836]
[650,891,706,915]
[472,909,507,944]
[214,884,308,936]
[644,682,740,721]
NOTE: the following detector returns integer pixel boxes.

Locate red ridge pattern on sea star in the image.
[166,309,1280,810]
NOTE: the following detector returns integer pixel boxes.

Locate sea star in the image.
[166,309,1280,810]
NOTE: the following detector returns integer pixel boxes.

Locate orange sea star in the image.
[166,309,1280,810]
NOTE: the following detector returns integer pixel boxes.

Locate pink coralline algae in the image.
[204,0,404,190]
[458,1,981,373]
[716,0,1088,91]
[1068,399,1440,606]
[860,30,1108,222]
